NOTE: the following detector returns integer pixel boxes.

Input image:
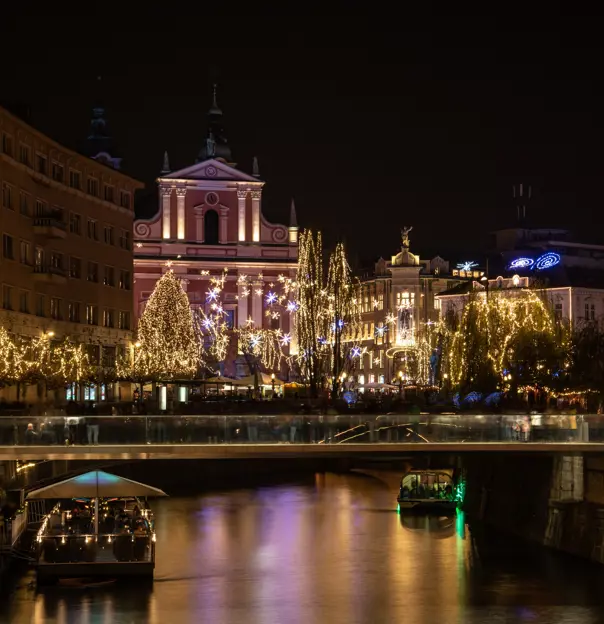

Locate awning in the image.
[236,374,285,386]
[26,470,168,500]
[202,376,238,384]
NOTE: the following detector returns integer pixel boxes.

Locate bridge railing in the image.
[0,414,598,446]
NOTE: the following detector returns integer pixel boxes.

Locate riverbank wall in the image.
[463,453,604,564]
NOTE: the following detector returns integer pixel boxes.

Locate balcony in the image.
[33,215,67,239]
[33,264,68,284]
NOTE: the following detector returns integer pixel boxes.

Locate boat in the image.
[396,469,457,512]
[58,577,117,589]
[27,470,167,584]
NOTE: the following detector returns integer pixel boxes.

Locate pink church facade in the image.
[133,158,299,376]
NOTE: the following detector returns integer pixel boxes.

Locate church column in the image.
[176,187,187,240]
[219,207,229,243]
[161,187,172,239]
[194,207,204,242]
[237,188,247,242]
[251,190,261,242]
[237,277,249,327]
[252,279,264,327]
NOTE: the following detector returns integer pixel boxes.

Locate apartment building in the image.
[0,105,143,402]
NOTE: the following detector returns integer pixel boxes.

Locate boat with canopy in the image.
[27,470,167,582]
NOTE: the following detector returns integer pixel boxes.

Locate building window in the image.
[69,212,81,235]
[35,199,48,217]
[104,266,115,287]
[35,246,44,268]
[19,240,30,265]
[87,177,99,196]
[50,252,63,270]
[118,311,130,330]
[69,170,81,189]
[19,192,29,216]
[378,293,384,310]
[50,297,62,320]
[85,304,98,326]
[53,205,65,223]
[585,302,596,321]
[36,294,45,317]
[1,133,13,156]
[120,191,131,209]
[119,230,131,250]
[2,285,13,310]
[87,219,98,240]
[19,291,29,314]
[103,309,115,328]
[224,309,235,329]
[104,225,114,245]
[2,234,14,260]
[104,185,114,203]
[19,144,31,167]
[102,346,117,367]
[204,209,219,244]
[2,182,13,209]
[68,302,81,323]
[87,344,100,365]
[119,270,131,290]
[51,162,64,183]
[70,257,81,279]
[87,262,99,283]
[36,153,47,175]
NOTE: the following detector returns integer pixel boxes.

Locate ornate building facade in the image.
[353,229,464,387]
[133,91,299,377]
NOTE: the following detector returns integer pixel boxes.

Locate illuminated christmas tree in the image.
[296,230,330,397]
[134,270,200,380]
[326,241,360,395]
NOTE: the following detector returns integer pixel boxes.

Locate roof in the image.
[26,470,167,499]
[436,282,475,297]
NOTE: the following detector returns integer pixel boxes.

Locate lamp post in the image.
[271,372,276,399]
[398,370,404,399]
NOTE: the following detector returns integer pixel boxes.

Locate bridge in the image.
[0,414,600,459]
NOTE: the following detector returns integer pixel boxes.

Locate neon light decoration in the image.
[508,257,534,270]
[456,261,479,271]
[535,252,561,270]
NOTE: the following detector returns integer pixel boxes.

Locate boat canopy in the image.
[26,470,168,500]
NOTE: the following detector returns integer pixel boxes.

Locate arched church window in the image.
[204,209,219,244]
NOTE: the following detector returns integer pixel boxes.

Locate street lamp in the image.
[46,331,55,338]
[271,372,276,399]
[398,370,403,398]
[134,341,141,348]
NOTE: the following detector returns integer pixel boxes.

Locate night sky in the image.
[2,8,603,267]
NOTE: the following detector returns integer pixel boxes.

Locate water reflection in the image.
[4,472,604,623]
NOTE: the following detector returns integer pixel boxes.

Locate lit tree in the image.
[444,289,565,393]
[296,230,330,397]
[133,270,200,381]
[326,242,360,396]
[0,327,21,388]
[194,269,231,372]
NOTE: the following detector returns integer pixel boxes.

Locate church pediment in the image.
[159,159,260,183]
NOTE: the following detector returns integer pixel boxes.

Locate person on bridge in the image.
[25,423,37,445]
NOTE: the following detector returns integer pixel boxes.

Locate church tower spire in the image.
[288,198,299,244]
[160,150,171,175]
[196,84,233,164]
[84,76,121,170]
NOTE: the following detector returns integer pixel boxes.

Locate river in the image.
[3,471,604,623]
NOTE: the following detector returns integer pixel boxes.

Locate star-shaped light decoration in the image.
[286,300,299,313]
[280,333,292,346]
[350,346,362,358]
[206,287,220,302]
[265,291,278,305]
